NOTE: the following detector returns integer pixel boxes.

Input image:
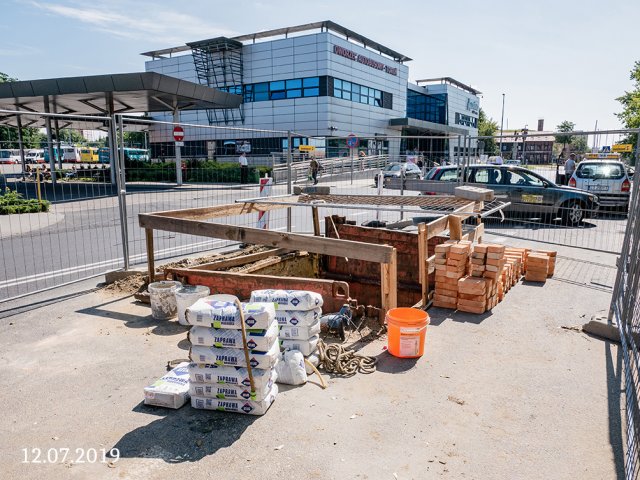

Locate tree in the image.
[478,108,499,156]
[616,60,640,163]
[123,131,147,148]
[570,134,589,154]
[555,120,575,158]
[0,71,47,150]
[53,128,86,144]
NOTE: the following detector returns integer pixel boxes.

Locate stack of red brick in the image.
[433,241,557,314]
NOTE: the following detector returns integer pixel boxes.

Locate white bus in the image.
[0,149,20,164]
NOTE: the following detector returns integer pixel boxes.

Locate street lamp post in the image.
[499,93,505,155]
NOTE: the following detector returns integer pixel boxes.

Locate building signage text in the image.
[466,98,479,114]
[455,112,478,128]
[333,45,398,76]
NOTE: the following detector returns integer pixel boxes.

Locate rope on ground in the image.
[317,339,377,376]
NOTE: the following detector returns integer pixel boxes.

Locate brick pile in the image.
[432,241,557,314]
[433,240,472,309]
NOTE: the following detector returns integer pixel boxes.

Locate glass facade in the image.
[220,76,323,102]
[332,78,383,107]
[406,90,447,125]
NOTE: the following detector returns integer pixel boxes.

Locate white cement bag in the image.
[279,318,321,340]
[275,307,322,327]
[189,374,275,401]
[191,384,278,415]
[189,320,278,352]
[190,340,280,370]
[250,289,323,311]
[275,350,307,385]
[281,335,319,357]
[186,299,275,330]
[188,363,275,392]
[143,362,190,409]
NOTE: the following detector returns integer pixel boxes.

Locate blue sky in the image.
[1,0,637,131]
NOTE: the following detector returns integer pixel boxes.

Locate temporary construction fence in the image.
[0,108,638,303]
[609,133,640,479]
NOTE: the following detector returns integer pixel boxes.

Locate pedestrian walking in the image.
[309,156,320,185]
[564,153,576,185]
[238,151,248,184]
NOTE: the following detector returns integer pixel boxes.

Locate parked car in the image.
[505,159,521,166]
[375,162,422,187]
[424,164,599,225]
[568,160,630,211]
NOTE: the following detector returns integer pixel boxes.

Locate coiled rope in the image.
[317,339,377,376]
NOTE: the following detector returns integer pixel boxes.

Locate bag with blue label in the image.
[188,320,279,352]
[188,363,276,392]
[191,383,278,415]
[143,362,190,409]
[185,298,275,329]
[279,318,321,340]
[190,340,280,370]
[250,289,324,311]
[275,307,322,327]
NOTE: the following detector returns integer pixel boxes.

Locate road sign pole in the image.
[173,111,183,186]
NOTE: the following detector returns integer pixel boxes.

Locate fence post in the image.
[173,110,183,186]
[286,130,292,232]
[113,115,130,270]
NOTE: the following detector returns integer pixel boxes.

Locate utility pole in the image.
[499,93,505,155]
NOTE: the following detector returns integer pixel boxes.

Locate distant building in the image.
[141,20,481,161]
[499,131,555,164]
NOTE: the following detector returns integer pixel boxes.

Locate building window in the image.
[406,90,447,125]
[331,77,388,109]
[221,77,324,103]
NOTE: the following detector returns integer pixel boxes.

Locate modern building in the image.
[142,21,480,162]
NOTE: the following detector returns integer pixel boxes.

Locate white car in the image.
[505,159,521,166]
[568,160,631,211]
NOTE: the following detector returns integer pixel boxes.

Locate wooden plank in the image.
[145,228,155,283]
[195,248,289,271]
[388,248,398,309]
[426,215,449,239]
[312,206,321,236]
[147,197,299,221]
[449,215,463,240]
[139,213,395,264]
[418,223,428,306]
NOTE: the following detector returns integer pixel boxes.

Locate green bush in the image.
[124,160,272,184]
[0,188,50,215]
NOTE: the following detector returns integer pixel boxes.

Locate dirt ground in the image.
[0,253,623,480]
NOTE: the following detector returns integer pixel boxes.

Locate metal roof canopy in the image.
[388,117,470,136]
[0,72,241,128]
[415,77,482,96]
[142,20,411,63]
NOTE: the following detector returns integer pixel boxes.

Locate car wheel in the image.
[561,201,584,225]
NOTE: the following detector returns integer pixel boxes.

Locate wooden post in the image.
[312,206,321,236]
[418,223,428,306]
[145,228,155,283]
[381,248,398,315]
[449,214,463,241]
[476,216,484,243]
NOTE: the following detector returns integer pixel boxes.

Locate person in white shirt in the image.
[564,153,576,185]
[494,155,503,165]
[238,151,248,183]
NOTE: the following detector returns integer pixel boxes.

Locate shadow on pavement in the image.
[427,307,494,327]
[605,339,625,479]
[76,298,189,336]
[375,351,418,373]
[112,403,257,463]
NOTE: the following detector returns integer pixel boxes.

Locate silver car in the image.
[568,160,631,211]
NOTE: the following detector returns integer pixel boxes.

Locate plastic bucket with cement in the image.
[148,281,182,320]
[176,285,210,325]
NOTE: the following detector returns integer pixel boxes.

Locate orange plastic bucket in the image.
[386,308,430,358]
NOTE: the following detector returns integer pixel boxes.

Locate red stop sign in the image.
[173,126,184,142]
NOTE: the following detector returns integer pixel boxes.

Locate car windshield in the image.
[576,162,625,180]
[384,164,403,172]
